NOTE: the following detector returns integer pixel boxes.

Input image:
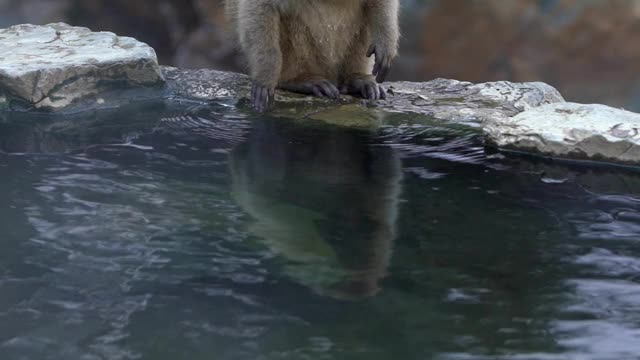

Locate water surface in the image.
[1,102,640,360]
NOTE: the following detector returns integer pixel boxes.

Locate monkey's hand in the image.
[251,83,275,113]
[340,77,387,101]
[367,44,395,83]
[280,79,340,99]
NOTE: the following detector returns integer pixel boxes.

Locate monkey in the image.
[225,0,400,112]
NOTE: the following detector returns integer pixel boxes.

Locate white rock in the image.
[485,102,640,165]
[470,81,565,112]
[0,23,164,110]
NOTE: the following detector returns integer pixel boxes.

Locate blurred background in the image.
[2,0,640,110]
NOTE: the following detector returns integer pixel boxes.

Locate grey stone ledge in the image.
[4,23,639,167]
[162,67,565,127]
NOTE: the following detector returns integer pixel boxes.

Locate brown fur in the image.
[225,0,399,106]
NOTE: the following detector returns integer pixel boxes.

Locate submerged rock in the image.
[0,23,164,110]
[485,103,640,166]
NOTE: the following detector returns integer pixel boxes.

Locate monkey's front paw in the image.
[343,78,387,101]
[367,44,395,83]
[280,79,340,99]
[251,83,275,113]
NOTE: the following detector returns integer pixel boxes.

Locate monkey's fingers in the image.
[268,88,275,109]
[312,86,324,98]
[375,57,392,83]
[361,82,381,100]
[320,80,340,98]
[251,85,258,106]
[256,87,267,112]
[372,59,381,79]
[367,44,376,58]
[251,84,274,112]
[313,81,340,99]
[379,84,387,100]
[369,45,385,81]
[372,54,390,83]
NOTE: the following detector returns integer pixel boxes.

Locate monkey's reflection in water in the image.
[229,120,403,300]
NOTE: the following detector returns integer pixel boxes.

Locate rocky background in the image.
[2,0,640,111]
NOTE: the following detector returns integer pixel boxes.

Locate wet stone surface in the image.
[0,21,639,166]
[163,67,565,127]
[485,103,640,166]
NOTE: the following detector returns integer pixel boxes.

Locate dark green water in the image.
[1,101,640,360]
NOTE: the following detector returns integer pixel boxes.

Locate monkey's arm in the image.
[338,32,386,101]
[365,0,400,83]
[237,0,283,111]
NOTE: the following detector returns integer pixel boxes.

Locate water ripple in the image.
[2,102,640,360]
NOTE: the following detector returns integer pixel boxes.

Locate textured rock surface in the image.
[4,1,640,111]
[382,80,564,125]
[0,23,164,110]
[485,103,640,165]
[3,39,637,166]
[163,67,565,126]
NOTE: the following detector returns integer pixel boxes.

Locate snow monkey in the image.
[225,0,400,112]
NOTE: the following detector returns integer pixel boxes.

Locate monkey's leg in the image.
[340,75,387,101]
[237,1,283,112]
[339,40,386,100]
[364,0,400,83]
[280,77,340,99]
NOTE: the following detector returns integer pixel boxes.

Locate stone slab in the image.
[485,102,640,165]
[0,23,164,110]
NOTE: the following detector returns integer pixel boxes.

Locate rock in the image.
[4,49,640,167]
[163,67,565,126]
[469,81,565,112]
[383,79,564,125]
[485,103,640,166]
[0,23,165,110]
[5,1,640,111]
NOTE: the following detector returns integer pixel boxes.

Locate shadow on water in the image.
[1,101,640,359]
